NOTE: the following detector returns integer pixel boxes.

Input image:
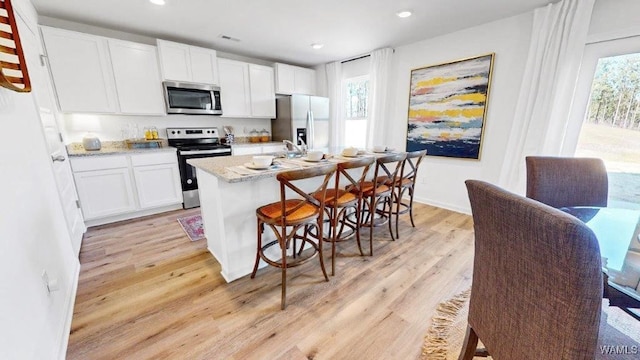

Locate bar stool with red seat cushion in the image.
[251,164,337,310]
[313,156,374,275]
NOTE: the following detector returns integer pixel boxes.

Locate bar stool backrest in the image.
[400,150,427,184]
[374,153,407,194]
[276,164,338,222]
[336,156,375,192]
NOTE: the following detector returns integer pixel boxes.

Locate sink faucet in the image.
[282,139,306,154]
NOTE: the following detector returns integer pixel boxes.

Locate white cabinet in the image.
[249,64,276,118]
[71,156,136,220]
[130,153,182,209]
[41,26,165,115]
[157,39,219,85]
[70,151,182,225]
[274,63,316,95]
[232,143,285,155]
[218,58,275,118]
[40,26,118,113]
[108,39,165,115]
[218,58,251,117]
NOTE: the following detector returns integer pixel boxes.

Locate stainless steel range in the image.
[167,127,231,209]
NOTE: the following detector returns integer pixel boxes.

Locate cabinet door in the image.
[133,163,183,209]
[274,63,295,95]
[218,58,251,117]
[157,39,192,82]
[261,144,286,154]
[190,46,218,85]
[294,67,316,95]
[40,26,118,113]
[108,39,165,115]
[249,64,275,118]
[74,168,136,220]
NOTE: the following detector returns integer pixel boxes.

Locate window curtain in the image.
[325,61,343,149]
[498,0,595,193]
[367,48,394,148]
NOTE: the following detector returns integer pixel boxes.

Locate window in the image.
[343,75,369,148]
[574,52,640,209]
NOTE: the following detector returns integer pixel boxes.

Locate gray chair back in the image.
[525,156,608,208]
[464,180,603,359]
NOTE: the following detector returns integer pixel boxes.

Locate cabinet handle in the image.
[51,155,66,162]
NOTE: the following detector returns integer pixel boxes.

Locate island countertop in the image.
[187,154,354,183]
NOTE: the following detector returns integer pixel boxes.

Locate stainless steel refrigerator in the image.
[272,95,330,151]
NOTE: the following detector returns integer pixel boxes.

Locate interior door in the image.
[23,22,86,255]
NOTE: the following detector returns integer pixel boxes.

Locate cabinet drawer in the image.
[130,152,178,166]
[71,155,128,172]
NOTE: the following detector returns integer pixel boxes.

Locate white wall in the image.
[1,1,78,358]
[588,0,640,41]
[387,12,534,213]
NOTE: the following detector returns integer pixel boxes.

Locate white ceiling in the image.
[31,0,557,67]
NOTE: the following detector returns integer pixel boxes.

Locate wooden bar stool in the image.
[350,152,406,256]
[251,164,337,310]
[389,150,427,238]
[313,156,374,275]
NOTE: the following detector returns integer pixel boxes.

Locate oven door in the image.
[177,148,230,208]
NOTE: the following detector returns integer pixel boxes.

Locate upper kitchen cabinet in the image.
[40,26,118,113]
[249,64,276,118]
[157,39,219,85]
[41,26,165,115]
[274,63,316,95]
[218,58,275,118]
[107,39,165,115]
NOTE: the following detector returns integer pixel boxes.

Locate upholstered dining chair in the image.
[461,180,603,359]
[525,156,608,208]
[389,149,427,238]
[251,164,337,310]
[313,156,374,276]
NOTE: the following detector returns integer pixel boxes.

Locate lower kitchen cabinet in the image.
[74,167,136,220]
[132,163,182,209]
[70,151,182,226]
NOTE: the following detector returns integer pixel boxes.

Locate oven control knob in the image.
[177,131,181,134]
[171,131,175,134]
[187,179,193,185]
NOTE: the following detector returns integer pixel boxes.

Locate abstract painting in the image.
[406,53,494,159]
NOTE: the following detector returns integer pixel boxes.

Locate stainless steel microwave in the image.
[162,81,223,115]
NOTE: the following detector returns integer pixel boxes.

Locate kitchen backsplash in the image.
[60,113,272,143]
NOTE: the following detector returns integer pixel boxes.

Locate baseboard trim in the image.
[413,196,471,215]
[57,259,80,359]
[84,203,183,227]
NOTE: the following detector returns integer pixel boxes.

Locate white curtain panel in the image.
[367,48,394,148]
[325,61,343,148]
[499,0,595,193]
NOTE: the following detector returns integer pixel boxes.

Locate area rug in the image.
[421,289,640,360]
[177,214,205,241]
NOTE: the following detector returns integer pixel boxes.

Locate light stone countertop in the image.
[188,152,383,183]
[67,141,177,157]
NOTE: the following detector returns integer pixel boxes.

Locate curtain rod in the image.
[341,54,371,64]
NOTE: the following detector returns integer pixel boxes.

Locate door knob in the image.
[51,155,66,162]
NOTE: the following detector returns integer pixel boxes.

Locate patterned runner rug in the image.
[177,214,205,241]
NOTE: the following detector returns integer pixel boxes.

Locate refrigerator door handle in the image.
[307,110,315,149]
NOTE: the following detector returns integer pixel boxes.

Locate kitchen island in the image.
[188,154,343,282]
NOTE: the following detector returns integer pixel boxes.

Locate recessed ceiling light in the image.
[311,43,324,50]
[149,0,166,5]
[396,11,412,18]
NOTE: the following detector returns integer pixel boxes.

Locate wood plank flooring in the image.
[67,203,475,359]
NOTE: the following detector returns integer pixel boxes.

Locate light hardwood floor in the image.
[67,203,475,359]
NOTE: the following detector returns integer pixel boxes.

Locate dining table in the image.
[561,206,640,320]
